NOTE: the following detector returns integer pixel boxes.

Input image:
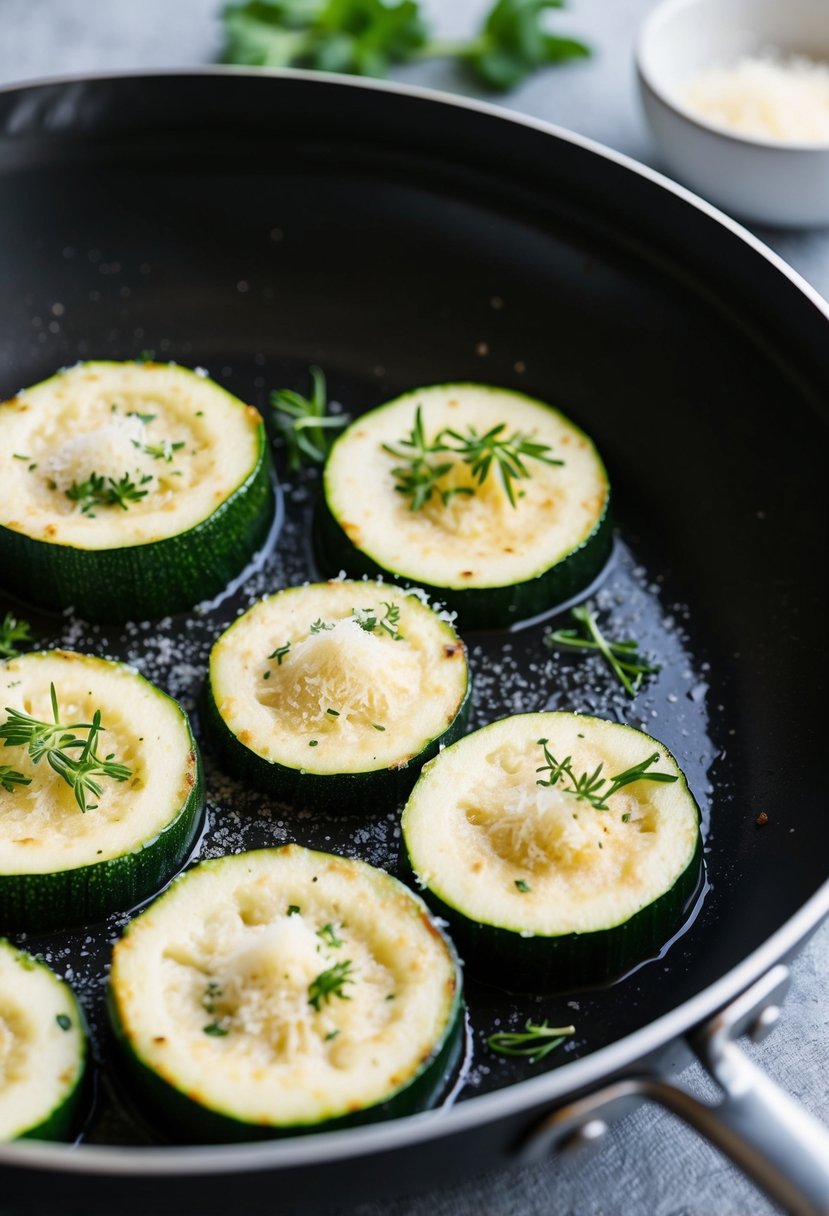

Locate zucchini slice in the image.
[0,650,204,931]
[108,845,463,1141]
[0,361,274,622]
[0,939,87,1142]
[317,384,611,629]
[205,579,470,811]
[402,712,701,991]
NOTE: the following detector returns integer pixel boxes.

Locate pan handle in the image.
[518,964,829,1216]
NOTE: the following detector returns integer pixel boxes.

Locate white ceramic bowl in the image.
[636,0,829,227]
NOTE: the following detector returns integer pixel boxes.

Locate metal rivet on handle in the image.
[748,1004,781,1044]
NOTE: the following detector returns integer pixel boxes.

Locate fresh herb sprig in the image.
[352,601,404,640]
[545,605,660,696]
[66,471,152,516]
[221,0,590,92]
[535,738,677,811]
[308,959,354,1011]
[0,683,132,812]
[0,765,31,794]
[383,406,561,510]
[270,366,350,470]
[0,612,32,660]
[487,1018,575,1063]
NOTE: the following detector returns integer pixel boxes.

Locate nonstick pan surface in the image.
[0,71,827,1213]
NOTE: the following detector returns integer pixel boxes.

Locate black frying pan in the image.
[0,70,827,1216]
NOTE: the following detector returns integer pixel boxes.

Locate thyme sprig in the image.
[0,683,132,812]
[382,405,562,510]
[545,605,660,697]
[352,601,404,640]
[0,612,32,660]
[270,365,350,470]
[487,1019,575,1064]
[66,471,152,516]
[308,960,354,1011]
[535,738,677,811]
[0,766,31,794]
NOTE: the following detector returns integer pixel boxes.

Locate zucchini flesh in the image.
[0,650,204,931]
[402,711,701,991]
[319,384,611,628]
[206,579,470,810]
[0,361,274,621]
[0,939,87,1141]
[108,846,463,1140]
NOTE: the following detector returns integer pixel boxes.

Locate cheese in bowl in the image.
[0,361,274,622]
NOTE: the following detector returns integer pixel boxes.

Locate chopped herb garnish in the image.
[287,904,301,916]
[263,670,271,679]
[270,365,350,469]
[487,1019,575,1063]
[545,604,660,697]
[203,1021,229,1037]
[325,1029,340,1041]
[326,707,340,717]
[66,471,151,515]
[28,463,37,471]
[535,738,677,811]
[309,618,334,635]
[621,812,631,823]
[308,739,319,747]
[127,410,157,424]
[139,439,186,462]
[56,1014,72,1031]
[0,683,132,812]
[203,980,223,1014]
[372,723,385,731]
[12,453,29,461]
[308,960,354,1011]
[0,612,32,660]
[317,922,343,949]
[0,765,31,794]
[383,405,562,510]
[514,878,531,893]
[353,601,404,641]
[268,642,291,665]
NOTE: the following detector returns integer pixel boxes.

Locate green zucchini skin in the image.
[0,440,274,624]
[0,759,204,933]
[107,981,464,1144]
[315,495,612,631]
[203,670,470,814]
[402,841,703,994]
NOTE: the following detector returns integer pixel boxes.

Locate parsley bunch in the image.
[221,0,590,91]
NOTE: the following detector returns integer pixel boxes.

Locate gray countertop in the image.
[2,2,827,1214]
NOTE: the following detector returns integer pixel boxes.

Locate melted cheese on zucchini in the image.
[0,941,85,1140]
[0,651,197,874]
[210,580,468,773]
[324,384,609,589]
[0,362,262,548]
[110,847,460,1127]
[403,712,700,936]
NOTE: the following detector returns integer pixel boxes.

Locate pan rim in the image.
[0,65,826,1173]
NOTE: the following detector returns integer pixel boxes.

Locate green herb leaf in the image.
[0,765,31,794]
[0,612,32,660]
[269,365,350,469]
[317,922,344,948]
[514,878,531,892]
[203,1021,230,1037]
[535,738,677,811]
[140,440,186,463]
[0,683,132,813]
[487,1018,574,1063]
[287,904,301,915]
[56,1013,72,1031]
[465,0,590,91]
[383,405,562,511]
[308,959,354,1011]
[545,604,660,697]
[268,642,291,665]
[66,471,151,515]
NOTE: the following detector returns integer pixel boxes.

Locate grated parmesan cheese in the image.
[683,54,829,143]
